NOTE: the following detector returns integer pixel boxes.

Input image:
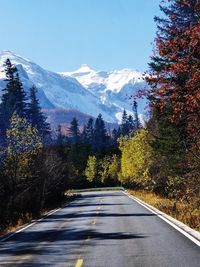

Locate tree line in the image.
[0,58,140,230]
[55,108,140,188]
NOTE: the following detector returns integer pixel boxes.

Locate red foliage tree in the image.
[147,0,200,144]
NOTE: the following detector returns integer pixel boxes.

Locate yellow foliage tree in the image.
[119,129,154,186]
[4,114,42,180]
[85,155,98,183]
[100,155,120,185]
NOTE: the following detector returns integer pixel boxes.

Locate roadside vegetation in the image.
[121,0,200,231]
[0,0,199,234]
[128,190,200,232]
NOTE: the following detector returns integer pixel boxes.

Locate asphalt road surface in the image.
[0,191,199,267]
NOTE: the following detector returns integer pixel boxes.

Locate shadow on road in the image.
[40,212,156,223]
[0,228,147,256]
[0,192,151,265]
[69,203,127,208]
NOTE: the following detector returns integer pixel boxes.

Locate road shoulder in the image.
[124,191,200,246]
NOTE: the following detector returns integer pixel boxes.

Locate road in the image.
[0,191,199,267]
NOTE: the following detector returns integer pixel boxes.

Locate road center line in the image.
[91,219,96,225]
[85,236,90,241]
[75,259,84,267]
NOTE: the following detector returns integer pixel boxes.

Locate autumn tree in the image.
[145,0,200,199]
[147,0,200,147]
[99,155,120,185]
[119,129,154,187]
[1,114,42,222]
[85,155,99,184]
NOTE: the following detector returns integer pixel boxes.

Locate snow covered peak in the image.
[62,64,144,93]
[0,50,32,65]
[76,64,94,73]
[1,50,14,56]
[106,68,144,93]
[1,50,19,57]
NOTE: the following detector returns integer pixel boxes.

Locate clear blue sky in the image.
[0,0,161,72]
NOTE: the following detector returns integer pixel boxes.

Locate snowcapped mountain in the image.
[0,51,147,126]
[61,64,147,123]
[62,64,144,93]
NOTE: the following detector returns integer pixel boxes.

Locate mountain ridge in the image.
[0,50,147,126]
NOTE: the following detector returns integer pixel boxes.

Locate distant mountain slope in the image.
[0,51,147,125]
[62,64,144,93]
[62,64,147,122]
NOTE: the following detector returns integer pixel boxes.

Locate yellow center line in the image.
[75,259,84,267]
[91,219,96,225]
[85,235,90,241]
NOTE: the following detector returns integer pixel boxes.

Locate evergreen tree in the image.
[27,86,50,140]
[56,124,64,146]
[69,117,80,144]
[132,101,140,130]
[0,59,27,141]
[85,118,94,144]
[93,114,107,151]
[112,128,118,141]
[127,115,135,136]
[117,126,121,138]
[14,73,27,117]
[120,109,129,136]
[81,125,87,142]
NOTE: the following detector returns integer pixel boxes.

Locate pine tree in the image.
[93,114,107,151]
[85,118,94,144]
[127,115,135,136]
[112,128,118,141]
[56,124,64,146]
[14,73,27,117]
[69,117,80,144]
[132,101,140,130]
[0,59,27,141]
[81,125,87,142]
[120,109,129,136]
[27,86,50,140]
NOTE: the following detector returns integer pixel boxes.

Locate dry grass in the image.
[128,190,200,232]
[0,213,35,236]
[0,193,80,237]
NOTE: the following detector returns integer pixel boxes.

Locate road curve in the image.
[0,191,199,267]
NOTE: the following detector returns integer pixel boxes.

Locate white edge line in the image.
[0,204,71,242]
[123,191,200,247]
